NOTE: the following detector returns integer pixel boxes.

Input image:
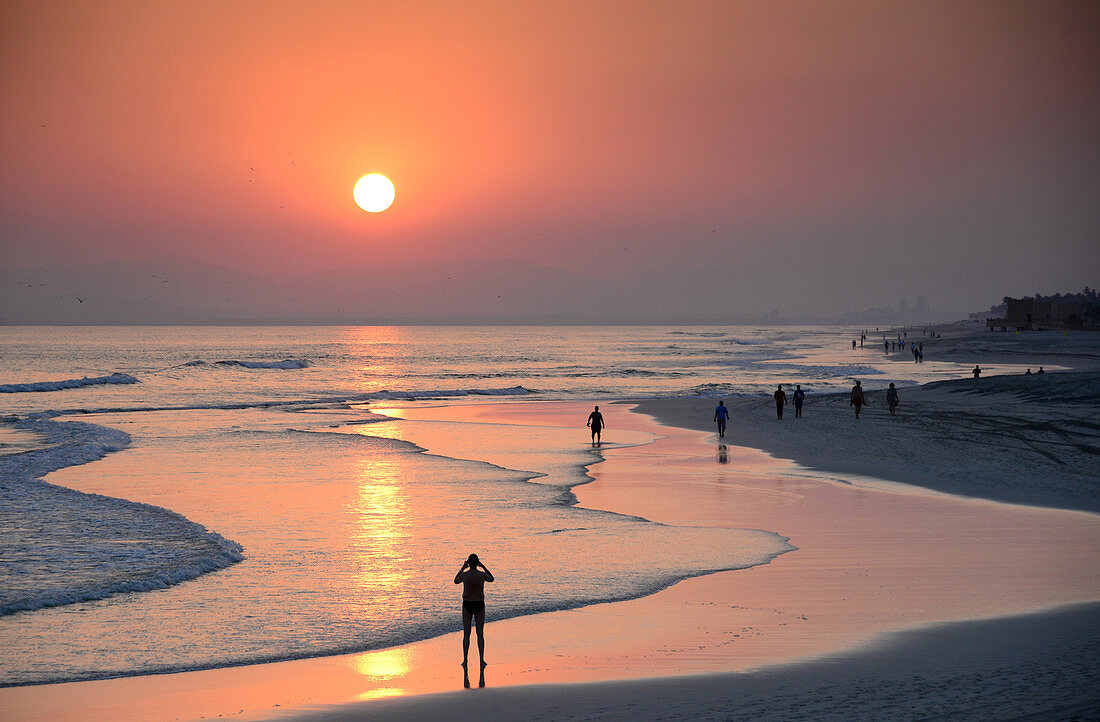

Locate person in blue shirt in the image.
[793,384,806,418]
[713,400,730,438]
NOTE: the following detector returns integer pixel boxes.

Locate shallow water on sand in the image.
[0,403,790,685]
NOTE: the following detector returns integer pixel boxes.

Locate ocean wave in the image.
[758,364,886,378]
[560,369,687,379]
[366,385,532,400]
[0,373,139,393]
[0,416,244,617]
[682,383,756,397]
[168,359,309,370]
[33,386,535,418]
[217,359,310,369]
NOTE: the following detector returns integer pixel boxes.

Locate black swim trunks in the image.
[462,600,485,615]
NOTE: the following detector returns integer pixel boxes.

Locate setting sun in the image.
[353,174,395,213]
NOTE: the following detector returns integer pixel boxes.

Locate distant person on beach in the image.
[454,554,494,670]
[1026,368,1032,375]
[852,340,857,349]
[884,340,889,353]
[886,382,899,416]
[850,380,866,418]
[587,406,604,444]
[713,400,729,438]
[1037,366,1045,374]
[793,384,806,418]
[774,385,787,419]
[973,365,982,379]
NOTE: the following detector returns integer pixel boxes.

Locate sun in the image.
[353,174,395,213]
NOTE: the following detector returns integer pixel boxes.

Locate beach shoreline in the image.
[632,368,1100,513]
[2,378,1097,720]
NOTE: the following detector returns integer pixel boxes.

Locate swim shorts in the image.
[462,600,485,615]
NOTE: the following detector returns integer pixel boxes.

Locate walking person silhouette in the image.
[850,380,866,418]
[587,405,604,445]
[793,384,806,418]
[774,385,787,419]
[713,400,729,438]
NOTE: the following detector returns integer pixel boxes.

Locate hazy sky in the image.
[2,1,1097,323]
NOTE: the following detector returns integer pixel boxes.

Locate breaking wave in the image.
[0,416,244,617]
[0,373,139,393]
[179,359,311,370]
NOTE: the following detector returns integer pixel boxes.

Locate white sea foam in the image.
[0,373,139,393]
[0,416,243,617]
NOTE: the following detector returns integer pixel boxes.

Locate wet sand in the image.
[2,399,1097,720]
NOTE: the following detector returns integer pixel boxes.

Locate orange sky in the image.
[1,1,1097,321]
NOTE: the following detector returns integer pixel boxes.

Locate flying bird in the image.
[76,297,86,303]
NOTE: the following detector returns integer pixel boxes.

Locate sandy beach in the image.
[634,369,1100,512]
[3,338,1098,720]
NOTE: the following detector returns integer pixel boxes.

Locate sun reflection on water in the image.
[348,456,412,605]
[357,686,406,701]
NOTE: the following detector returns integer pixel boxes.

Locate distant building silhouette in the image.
[985,289,1098,330]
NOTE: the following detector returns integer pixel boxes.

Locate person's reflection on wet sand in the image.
[717,444,728,464]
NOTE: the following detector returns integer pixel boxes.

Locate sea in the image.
[0,325,982,686]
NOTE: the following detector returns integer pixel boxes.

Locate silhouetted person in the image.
[886,382,899,416]
[1025,368,1032,375]
[972,365,982,379]
[1037,366,1045,374]
[884,340,889,354]
[454,553,494,670]
[850,380,866,418]
[774,385,787,419]
[713,400,729,438]
[587,406,604,444]
[852,340,857,349]
[793,384,806,418]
